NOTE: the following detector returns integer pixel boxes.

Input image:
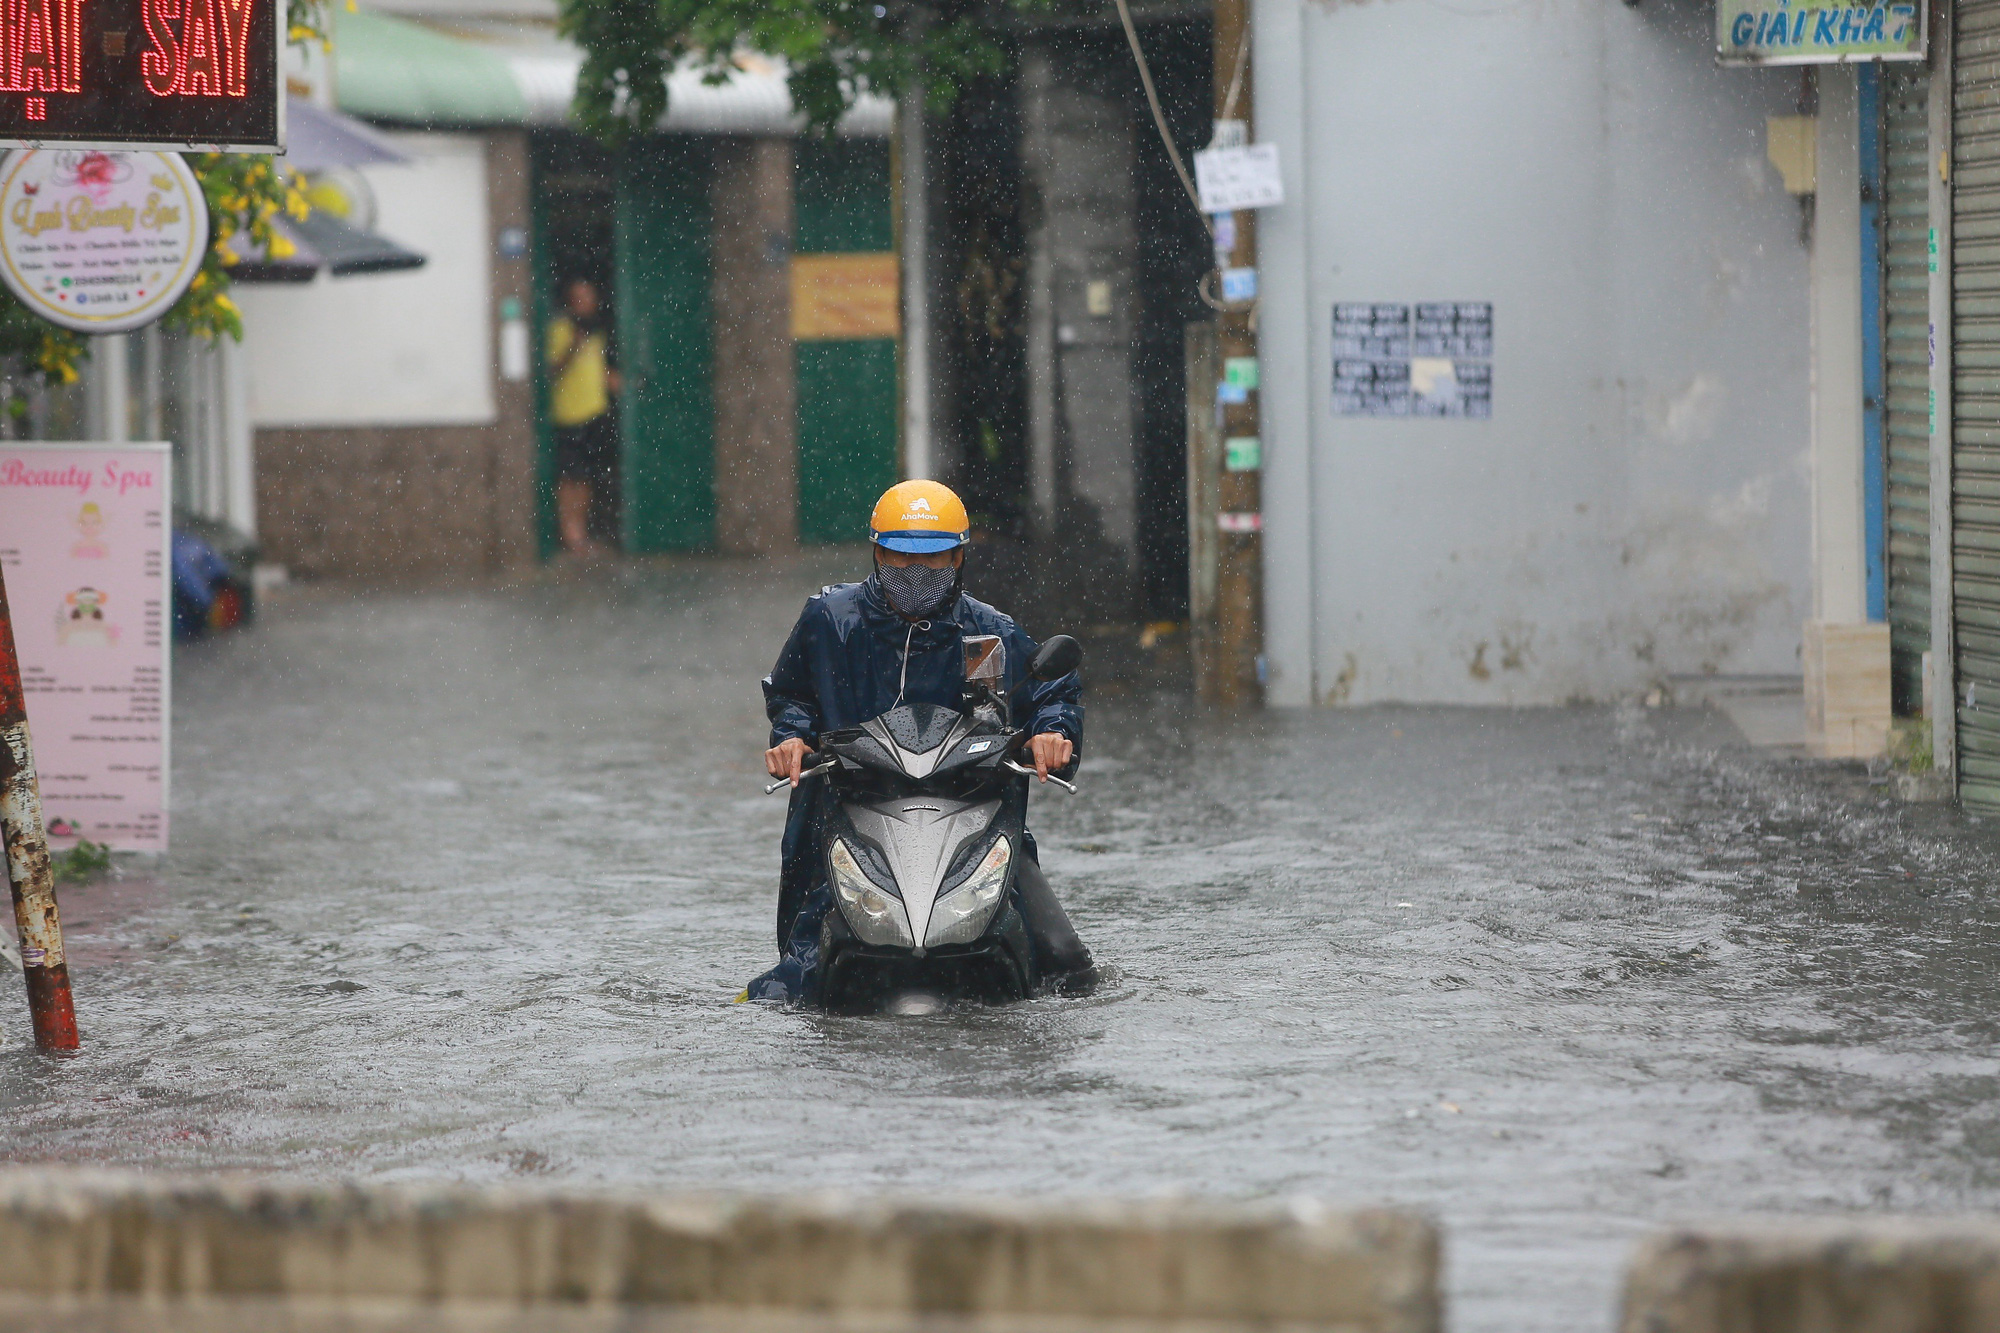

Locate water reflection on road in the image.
[6,559,2000,1333]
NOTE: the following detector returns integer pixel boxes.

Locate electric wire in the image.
[1114,0,1207,235]
[1220,27,1250,124]
[1111,0,1254,313]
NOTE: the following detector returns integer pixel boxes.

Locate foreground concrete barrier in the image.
[0,1171,1438,1333]
[1622,1220,2000,1333]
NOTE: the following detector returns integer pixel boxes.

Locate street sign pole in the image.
[0,557,78,1053]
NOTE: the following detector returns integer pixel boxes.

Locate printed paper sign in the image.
[0,444,170,850]
[1717,0,1924,62]
[1194,143,1284,213]
[1333,302,1493,419]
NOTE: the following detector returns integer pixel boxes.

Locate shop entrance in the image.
[535,131,898,556]
[531,132,623,554]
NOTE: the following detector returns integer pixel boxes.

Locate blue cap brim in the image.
[874,532,965,554]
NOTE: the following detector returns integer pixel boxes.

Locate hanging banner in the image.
[1717,0,1925,64]
[0,0,281,150]
[0,148,208,332]
[0,443,170,852]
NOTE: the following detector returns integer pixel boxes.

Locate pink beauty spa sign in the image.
[0,444,170,851]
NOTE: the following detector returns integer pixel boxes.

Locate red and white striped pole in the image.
[0,557,77,1053]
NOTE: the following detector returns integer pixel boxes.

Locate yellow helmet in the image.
[869,479,969,553]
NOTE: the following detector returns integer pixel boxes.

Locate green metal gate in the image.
[1953,0,2000,807]
[1885,66,1933,716]
[616,139,716,552]
[794,140,899,545]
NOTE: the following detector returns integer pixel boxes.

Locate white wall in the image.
[239,132,493,427]
[1811,68,1868,626]
[1258,0,1811,705]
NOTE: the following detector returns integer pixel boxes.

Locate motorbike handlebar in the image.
[1003,758,1079,795]
[763,760,835,795]
[764,756,1079,796]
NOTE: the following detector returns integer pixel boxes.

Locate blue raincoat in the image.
[747,576,1083,1001]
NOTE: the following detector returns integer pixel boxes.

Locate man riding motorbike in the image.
[745,480,1095,1004]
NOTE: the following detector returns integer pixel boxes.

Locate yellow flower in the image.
[268,232,296,259]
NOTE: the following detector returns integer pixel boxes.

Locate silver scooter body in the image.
[842,711,1004,953]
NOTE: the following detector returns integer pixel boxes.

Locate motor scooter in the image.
[763,634,1083,1013]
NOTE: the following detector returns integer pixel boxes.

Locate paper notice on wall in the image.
[1194,143,1284,213]
[1333,304,1412,417]
[0,444,170,851]
[1333,302,1493,419]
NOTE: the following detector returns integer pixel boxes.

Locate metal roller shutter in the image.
[1885,67,1933,716]
[1954,0,2000,808]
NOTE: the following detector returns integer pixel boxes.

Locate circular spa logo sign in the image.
[0,149,208,333]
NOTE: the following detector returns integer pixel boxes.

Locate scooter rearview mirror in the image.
[964,634,1005,683]
[1028,634,1082,682]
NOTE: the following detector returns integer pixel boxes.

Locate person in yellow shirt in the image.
[547,279,621,556]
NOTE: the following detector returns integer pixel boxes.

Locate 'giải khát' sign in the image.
[0,0,279,151]
[1718,0,1924,63]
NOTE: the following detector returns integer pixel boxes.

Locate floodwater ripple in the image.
[4,562,2000,1333]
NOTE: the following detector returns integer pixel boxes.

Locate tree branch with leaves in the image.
[559,0,1043,143]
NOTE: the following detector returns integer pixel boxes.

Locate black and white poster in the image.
[1333,357,1410,418]
[1333,301,1492,419]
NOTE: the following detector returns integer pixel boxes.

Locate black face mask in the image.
[873,558,960,620]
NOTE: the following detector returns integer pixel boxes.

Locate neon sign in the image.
[0,0,277,150]
[140,0,257,97]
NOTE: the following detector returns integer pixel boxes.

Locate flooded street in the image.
[6,556,2000,1333]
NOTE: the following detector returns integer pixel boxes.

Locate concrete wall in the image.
[1257,0,1812,705]
[249,131,538,580]
[244,133,497,427]
[1621,1221,2000,1332]
[0,1173,1438,1333]
[710,136,799,556]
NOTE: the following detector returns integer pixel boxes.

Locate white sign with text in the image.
[1194,143,1285,213]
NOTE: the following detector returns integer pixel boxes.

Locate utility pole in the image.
[1206,0,1263,706]
[0,559,79,1053]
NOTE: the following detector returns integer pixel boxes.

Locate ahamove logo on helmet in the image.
[870,480,968,619]
[870,480,968,554]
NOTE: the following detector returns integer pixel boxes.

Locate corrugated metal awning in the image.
[335,9,533,126]
[335,8,892,137]
[229,212,429,284]
[284,100,415,171]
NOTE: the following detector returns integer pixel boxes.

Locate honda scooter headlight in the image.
[830,839,914,948]
[926,836,1011,947]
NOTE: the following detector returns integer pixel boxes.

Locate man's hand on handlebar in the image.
[765,737,813,787]
[1028,733,1073,782]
